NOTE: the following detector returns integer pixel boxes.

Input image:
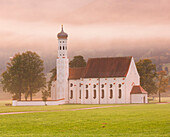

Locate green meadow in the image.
[0,101,170,137]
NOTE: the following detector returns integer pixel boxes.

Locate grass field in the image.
[0,102,169,137]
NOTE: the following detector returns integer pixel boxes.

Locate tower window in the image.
[60,46,61,50]
[93,84,96,88]
[85,90,88,99]
[63,41,64,43]
[93,90,96,99]
[110,89,113,99]
[70,83,73,87]
[63,46,64,50]
[60,41,61,43]
[118,89,121,99]
[79,83,81,87]
[101,84,104,88]
[101,89,104,99]
[110,84,112,88]
[86,85,88,88]
[119,84,121,88]
[70,90,73,99]
[79,90,81,99]
[63,54,64,56]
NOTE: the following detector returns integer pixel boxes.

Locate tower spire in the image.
[61,25,63,31]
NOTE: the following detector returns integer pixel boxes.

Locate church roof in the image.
[69,67,86,79]
[130,85,147,94]
[82,56,132,78]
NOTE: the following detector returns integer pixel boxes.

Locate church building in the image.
[51,26,148,104]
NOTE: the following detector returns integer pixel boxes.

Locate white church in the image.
[51,26,148,104]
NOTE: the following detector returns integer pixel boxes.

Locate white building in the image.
[51,26,148,104]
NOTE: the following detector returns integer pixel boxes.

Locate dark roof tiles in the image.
[82,56,132,78]
[131,85,147,94]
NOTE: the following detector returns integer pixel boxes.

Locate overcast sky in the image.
[0,0,170,68]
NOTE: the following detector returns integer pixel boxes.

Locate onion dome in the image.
[57,25,68,39]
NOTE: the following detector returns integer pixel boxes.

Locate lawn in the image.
[0,103,169,137]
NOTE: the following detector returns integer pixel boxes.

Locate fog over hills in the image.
[0,0,170,74]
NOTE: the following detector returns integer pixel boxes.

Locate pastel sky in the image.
[0,0,170,71]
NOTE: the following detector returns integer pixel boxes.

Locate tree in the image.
[164,67,169,74]
[1,54,24,100]
[42,89,50,106]
[136,59,157,96]
[157,71,169,103]
[48,67,56,91]
[1,51,46,101]
[69,55,86,68]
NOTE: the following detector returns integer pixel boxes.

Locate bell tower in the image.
[56,25,69,102]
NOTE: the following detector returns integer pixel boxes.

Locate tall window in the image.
[119,84,121,88]
[63,46,64,50]
[101,84,104,88]
[93,90,96,99]
[110,89,113,99]
[93,84,96,88]
[70,83,73,87]
[86,85,88,88]
[101,89,104,99]
[79,90,81,99]
[70,90,73,99]
[60,46,61,50]
[85,90,88,99]
[118,89,121,99]
[110,84,112,88]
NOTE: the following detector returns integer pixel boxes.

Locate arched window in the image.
[63,46,64,50]
[70,83,73,87]
[60,46,61,50]
[110,84,112,88]
[119,84,121,88]
[85,90,88,99]
[86,85,88,88]
[70,90,73,99]
[93,90,96,99]
[101,89,104,99]
[101,84,104,88]
[93,84,96,88]
[79,90,81,99]
[118,89,121,98]
[110,89,113,99]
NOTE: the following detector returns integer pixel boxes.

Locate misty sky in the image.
[0,0,170,71]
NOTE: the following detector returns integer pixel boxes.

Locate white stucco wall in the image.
[12,99,65,106]
[125,57,140,103]
[131,94,148,103]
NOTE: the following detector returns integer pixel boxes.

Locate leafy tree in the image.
[164,67,169,73]
[48,67,56,91]
[42,89,50,106]
[157,71,169,103]
[1,54,24,100]
[1,51,46,101]
[157,65,162,72]
[136,59,157,96]
[69,55,86,68]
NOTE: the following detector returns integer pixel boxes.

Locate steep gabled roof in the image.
[69,67,86,80]
[131,85,147,94]
[82,56,132,78]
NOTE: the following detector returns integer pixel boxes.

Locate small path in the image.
[1,103,169,116]
[0,105,130,115]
